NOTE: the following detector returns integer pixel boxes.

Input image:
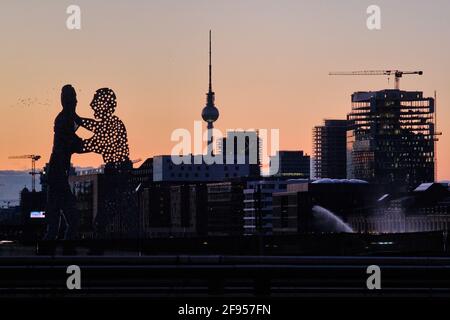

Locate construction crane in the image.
[329,70,423,90]
[8,154,41,192]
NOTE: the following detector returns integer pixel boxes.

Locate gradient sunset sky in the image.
[1,0,450,179]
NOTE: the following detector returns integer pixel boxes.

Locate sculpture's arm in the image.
[71,134,86,154]
[75,114,98,133]
[80,137,98,154]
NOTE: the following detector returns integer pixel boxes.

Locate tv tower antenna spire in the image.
[202,30,220,156]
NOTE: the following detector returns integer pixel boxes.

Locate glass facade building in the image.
[347,89,435,189]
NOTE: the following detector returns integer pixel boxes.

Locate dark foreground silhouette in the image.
[45,85,83,240]
[45,86,132,242]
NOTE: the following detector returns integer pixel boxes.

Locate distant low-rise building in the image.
[243,178,308,235]
[137,180,246,238]
[138,183,172,238]
[206,181,245,236]
[69,173,104,239]
[272,179,377,234]
[69,167,138,239]
[19,188,46,240]
[152,131,261,182]
[170,184,197,237]
[132,158,153,185]
[348,182,450,233]
[270,151,310,178]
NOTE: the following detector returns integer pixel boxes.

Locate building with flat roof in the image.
[270,151,310,179]
[348,182,450,233]
[272,179,377,234]
[152,154,258,182]
[313,120,347,179]
[206,181,245,236]
[152,131,261,182]
[243,178,308,235]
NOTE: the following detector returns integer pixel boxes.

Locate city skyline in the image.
[1,0,450,179]
[2,1,450,307]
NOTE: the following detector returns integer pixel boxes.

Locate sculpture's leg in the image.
[43,187,61,241]
[62,184,80,240]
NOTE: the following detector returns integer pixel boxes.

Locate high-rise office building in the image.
[347,89,435,189]
[312,120,348,179]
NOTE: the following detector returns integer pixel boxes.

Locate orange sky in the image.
[1,0,450,179]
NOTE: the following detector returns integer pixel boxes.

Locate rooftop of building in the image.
[352,89,429,102]
[312,178,369,184]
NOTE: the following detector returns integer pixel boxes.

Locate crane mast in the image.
[8,154,41,192]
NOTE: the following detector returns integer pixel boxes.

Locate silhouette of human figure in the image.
[76,88,130,167]
[75,88,134,237]
[45,85,83,241]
